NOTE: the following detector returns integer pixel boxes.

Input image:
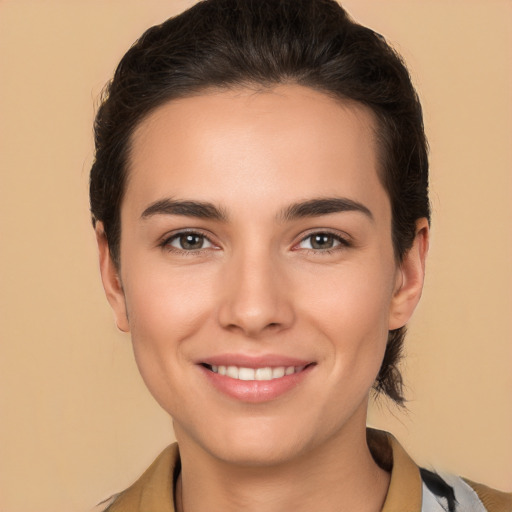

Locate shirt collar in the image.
[105,429,423,512]
[368,428,423,512]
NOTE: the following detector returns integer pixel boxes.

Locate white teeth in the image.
[255,367,272,380]
[238,368,255,380]
[209,364,307,381]
[226,366,239,379]
[271,367,285,378]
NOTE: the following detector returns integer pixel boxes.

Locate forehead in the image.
[125,85,387,221]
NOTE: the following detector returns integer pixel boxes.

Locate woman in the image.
[90,0,511,510]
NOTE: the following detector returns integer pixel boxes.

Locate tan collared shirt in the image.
[97,430,512,512]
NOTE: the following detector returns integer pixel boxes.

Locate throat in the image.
[174,436,390,512]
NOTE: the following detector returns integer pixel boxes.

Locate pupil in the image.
[181,234,203,250]
[312,234,333,249]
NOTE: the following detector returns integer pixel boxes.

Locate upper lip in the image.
[199,354,314,368]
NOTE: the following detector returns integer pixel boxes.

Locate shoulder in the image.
[420,468,512,512]
[370,429,511,512]
[463,478,512,512]
[89,495,119,512]
[92,443,180,512]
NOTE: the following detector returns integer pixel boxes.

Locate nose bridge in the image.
[218,241,293,336]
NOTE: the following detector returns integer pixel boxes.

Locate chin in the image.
[191,416,322,468]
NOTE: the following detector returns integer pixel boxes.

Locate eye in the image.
[165,232,214,251]
[297,232,348,251]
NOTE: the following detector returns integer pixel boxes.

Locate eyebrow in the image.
[140,196,373,223]
[279,197,373,222]
[141,198,227,221]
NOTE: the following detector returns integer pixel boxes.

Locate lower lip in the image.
[200,365,314,403]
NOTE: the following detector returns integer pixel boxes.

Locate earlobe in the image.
[388,218,430,330]
[95,222,130,333]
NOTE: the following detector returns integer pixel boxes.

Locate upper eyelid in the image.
[296,228,352,244]
[159,229,219,252]
[158,227,352,249]
[160,228,215,243]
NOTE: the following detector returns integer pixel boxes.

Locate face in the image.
[98,85,427,466]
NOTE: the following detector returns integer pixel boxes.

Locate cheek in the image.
[120,261,220,413]
[301,259,394,328]
[297,259,396,371]
[124,260,215,335]
[120,258,220,386]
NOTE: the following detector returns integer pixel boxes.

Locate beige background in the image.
[0,1,510,510]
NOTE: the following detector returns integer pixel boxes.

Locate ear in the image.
[388,218,430,330]
[95,222,130,333]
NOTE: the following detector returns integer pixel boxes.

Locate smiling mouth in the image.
[201,364,312,381]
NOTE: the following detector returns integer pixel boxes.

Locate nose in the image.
[217,249,295,338]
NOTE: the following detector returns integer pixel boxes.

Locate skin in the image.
[97,85,429,512]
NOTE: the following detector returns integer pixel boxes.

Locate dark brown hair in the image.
[90,0,430,405]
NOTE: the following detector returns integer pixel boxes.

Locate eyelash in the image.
[160,229,351,256]
[159,230,217,256]
[294,231,352,255]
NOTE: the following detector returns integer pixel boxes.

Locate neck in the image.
[175,421,390,512]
